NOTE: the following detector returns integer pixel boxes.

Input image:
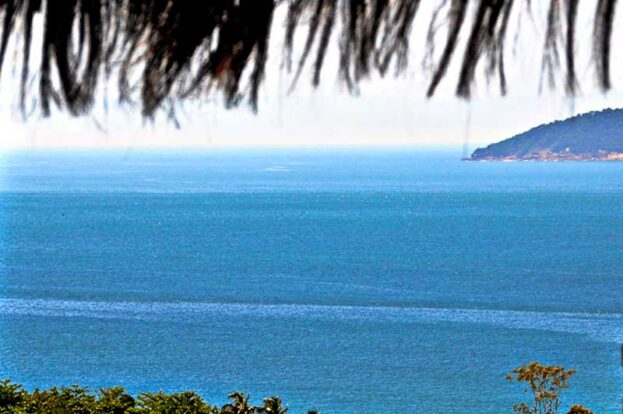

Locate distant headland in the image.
[468,108,623,161]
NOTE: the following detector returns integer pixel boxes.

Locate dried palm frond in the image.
[0,0,616,118]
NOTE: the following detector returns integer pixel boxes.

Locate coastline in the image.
[465,150,623,162]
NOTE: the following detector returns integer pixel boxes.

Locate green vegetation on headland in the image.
[470,108,623,161]
[0,363,594,413]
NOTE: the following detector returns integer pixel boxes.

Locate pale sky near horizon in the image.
[1,1,623,152]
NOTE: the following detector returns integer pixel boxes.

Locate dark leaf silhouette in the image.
[0,1,617,118]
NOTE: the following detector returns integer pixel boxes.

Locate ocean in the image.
[0,148,621,413]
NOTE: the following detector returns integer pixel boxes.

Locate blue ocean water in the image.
[0,148,622,413]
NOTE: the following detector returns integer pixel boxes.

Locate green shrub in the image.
[135,391,215,414]
[26,386,96,414]
[96,387,135,414]
[0,379,28,413]
[0,383,295,414]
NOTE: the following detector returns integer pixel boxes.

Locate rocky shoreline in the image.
[467,150,623,161]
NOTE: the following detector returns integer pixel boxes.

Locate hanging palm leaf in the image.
[0,0,616,118]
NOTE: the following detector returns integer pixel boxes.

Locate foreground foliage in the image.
[1,362,595,413]
[0,383,298,414]
[507,362,593,414]
[0,1,617,118]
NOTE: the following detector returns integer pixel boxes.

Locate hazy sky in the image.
[1,1,623,152]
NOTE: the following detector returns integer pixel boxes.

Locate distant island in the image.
[469,108,623,161]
